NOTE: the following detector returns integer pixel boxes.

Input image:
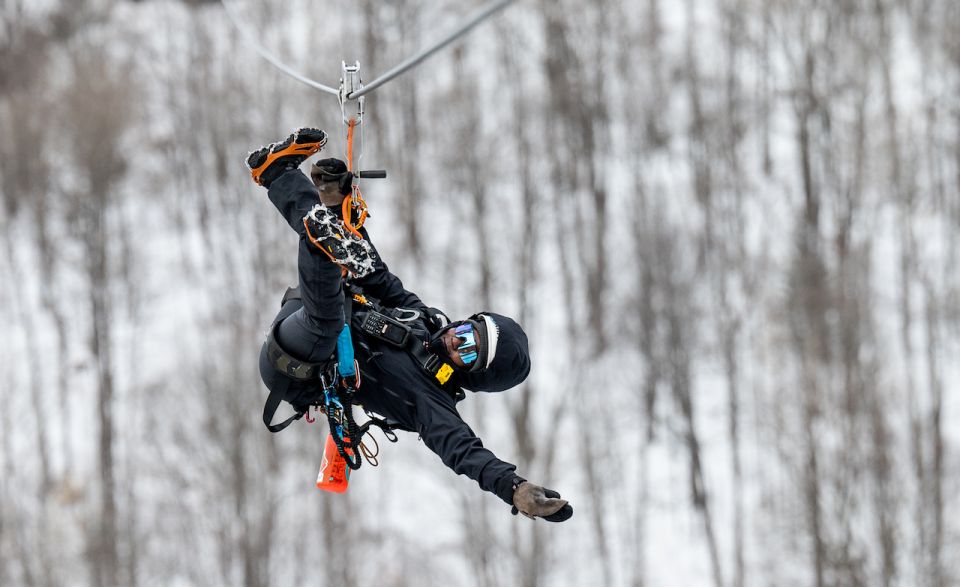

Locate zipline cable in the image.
[347,0,518,100]
[221,0,339,96]
[221,0,518,99]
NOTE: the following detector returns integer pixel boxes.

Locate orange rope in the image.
[341,195,353,225]
[345,118,356,171]
[342,118,366,238]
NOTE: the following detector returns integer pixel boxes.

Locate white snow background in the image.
[1,1,958,586]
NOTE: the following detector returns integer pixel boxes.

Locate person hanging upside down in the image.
[246,127,573,522]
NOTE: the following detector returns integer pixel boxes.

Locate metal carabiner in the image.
[324,388,344,413]
[339,61,364,127]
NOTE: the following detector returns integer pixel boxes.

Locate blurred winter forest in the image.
[1,0,959,585]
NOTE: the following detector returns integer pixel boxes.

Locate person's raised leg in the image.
[273,242,345,363]
[246,127,328,233]
[247,127,327,188]
[247,127,343,360]
[248,128,377,277]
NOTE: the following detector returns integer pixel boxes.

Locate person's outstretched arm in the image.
[413,388,572,521]
[413,389,520,504]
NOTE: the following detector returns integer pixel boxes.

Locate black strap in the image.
[358,412,404,442]
[406,337,465,401]
[263,387,306,433]
[281,285,301,306]
[262,284,322,433]
[265,321,332,380]
[407,337,445,377]
[325,387,364,470]
[343,281,354,319]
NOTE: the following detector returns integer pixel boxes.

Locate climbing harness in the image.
[350,290,465,398]
[262,286,402,470]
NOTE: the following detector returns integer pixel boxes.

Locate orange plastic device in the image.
[317,433,352,493]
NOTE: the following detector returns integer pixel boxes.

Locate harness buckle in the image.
[393,308,421,323]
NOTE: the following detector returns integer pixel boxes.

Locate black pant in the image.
[267,169,345,364]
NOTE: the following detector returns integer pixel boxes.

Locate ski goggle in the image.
[453,323,479,365]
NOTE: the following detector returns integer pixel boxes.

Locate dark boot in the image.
[247,127,327,188]
[303,204,377,277]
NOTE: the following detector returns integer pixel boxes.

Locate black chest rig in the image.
[264,284,464,400]
[347,285,465,402]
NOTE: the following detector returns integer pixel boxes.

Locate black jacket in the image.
[261,246,520,504]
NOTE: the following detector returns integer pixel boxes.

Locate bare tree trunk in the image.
[440,42,502,587]
[0,80,58,587]
[680,4,725,584]
[668,274,723,587]
[640,0,669,151]
[759,1,774,176]
[231,416,256,587]
[392,0,424,265]
[492,15,557,585]
[873,2,929,582]
[539,0,593,348]
[869,390,897,587]
[684,0,715,271]
[576,402,613,587]
[789,25,830,583]
[723,326,744,587]
[0,188,15,585]
[321,493,356,587]
[923,284,945,587]
[633,439,650,587]
[582,4,610,354]
[801,370,825,587]
[63,43,134,587]
[1,227,50,587]
[360,0,383,134]
[538,5,621,583]
[0,395,9,587]
[630,172,659,587]
[0,298,9,586]
[719,4,750,583]
[90,221,119,587]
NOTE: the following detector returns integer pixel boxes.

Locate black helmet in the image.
[458,312,531,392]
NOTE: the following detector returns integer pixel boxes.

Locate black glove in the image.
[311,158,354,196]
[511,481,573,523]
[337,171,354,196]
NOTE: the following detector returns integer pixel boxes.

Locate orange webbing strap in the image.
[342,118,367,238]
[250,141,321,186]
[303,217,352,278]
